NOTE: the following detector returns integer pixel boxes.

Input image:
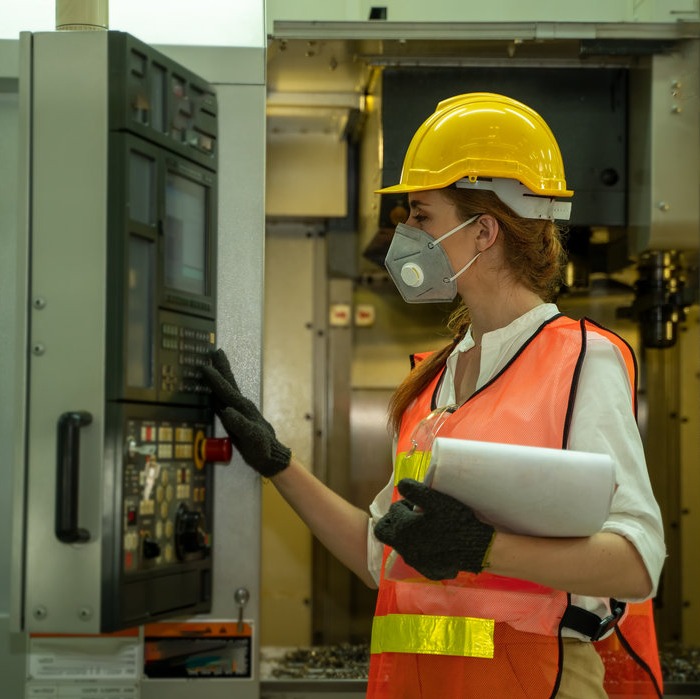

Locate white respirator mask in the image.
[384,214,481,303]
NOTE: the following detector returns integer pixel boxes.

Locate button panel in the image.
[159,309,215,401]
[123,416,210,574]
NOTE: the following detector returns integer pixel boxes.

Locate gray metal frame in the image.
[1,33,29,699]
[24,31,110,634]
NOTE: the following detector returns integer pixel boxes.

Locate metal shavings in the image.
[270,643,370,680]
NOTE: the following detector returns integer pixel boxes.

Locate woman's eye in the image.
[412,214,427,223]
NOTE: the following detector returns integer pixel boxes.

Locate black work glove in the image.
[200,348,292,477]
[374,478,495,580]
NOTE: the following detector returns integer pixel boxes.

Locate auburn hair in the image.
[387,186,568,434]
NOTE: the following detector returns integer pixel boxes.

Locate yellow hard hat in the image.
[377,92,573,199]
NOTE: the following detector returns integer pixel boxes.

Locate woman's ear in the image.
[474,215,500,251]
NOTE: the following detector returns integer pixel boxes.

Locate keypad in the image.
[160,321,214,395]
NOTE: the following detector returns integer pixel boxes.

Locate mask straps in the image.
[426,213,482,282]
[448,251,481,282]
[427,213,481,249]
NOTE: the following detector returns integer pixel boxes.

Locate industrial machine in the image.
[14,28,227,635]
[0,18,269,696]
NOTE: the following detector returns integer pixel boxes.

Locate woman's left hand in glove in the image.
[200,348,292,478]
[373,477,495,580]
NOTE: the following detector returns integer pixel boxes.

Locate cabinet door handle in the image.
[55,411,92,543]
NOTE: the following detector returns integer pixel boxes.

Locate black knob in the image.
[143,538,161,559]
[175,503,210,560]
[600,168,619,187]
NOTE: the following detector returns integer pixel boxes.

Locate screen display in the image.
[127,235,155,389]
[164,173,207,296]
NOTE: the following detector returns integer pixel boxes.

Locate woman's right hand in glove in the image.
[200,348,292,477]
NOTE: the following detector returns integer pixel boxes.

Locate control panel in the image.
[122,417,211,573]
[103,404,224,630]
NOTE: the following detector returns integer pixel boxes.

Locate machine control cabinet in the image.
[22,31,221,633]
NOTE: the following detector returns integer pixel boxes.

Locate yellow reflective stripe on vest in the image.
[371,613,495,659]
[394,451,431,485]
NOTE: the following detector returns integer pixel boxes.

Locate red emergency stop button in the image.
[203,438,232,464]
[194,431,233,469]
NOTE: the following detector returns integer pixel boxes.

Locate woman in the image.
[203,93,665,698]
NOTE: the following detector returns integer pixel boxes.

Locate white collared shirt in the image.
[367,304,666,628]
[440,303,565,403]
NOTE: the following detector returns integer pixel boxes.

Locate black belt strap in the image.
[561,599,626,641]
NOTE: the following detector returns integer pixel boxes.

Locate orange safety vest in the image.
[367,315,663,699]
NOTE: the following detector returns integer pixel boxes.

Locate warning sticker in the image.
[27,634,140,698]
